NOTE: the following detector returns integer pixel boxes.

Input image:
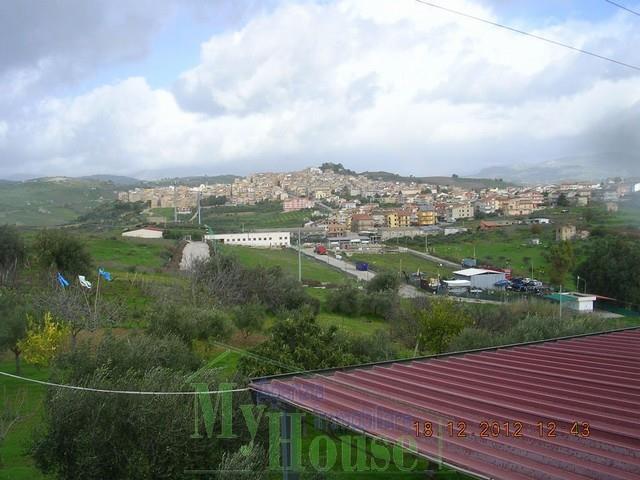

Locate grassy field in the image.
[0,360,50,480]
[201,203,318,233]
[316,311,389,335]
[85,236,176,271]
[0,179,116,226]
[349,252,454,278]
[399,224,584,288]
[221,245,347,283]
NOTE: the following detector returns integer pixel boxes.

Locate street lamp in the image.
[576,275,587,293]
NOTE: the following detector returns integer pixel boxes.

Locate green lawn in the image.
[349,252,454,278]
[316,312,389,336]
[86,236,176,270]
[400,224,582,288]
[221,245,347,283]
[149,207,178,218]
[202,204,317,233]
[0,361,50,480]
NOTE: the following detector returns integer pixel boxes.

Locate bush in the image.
[0,225,25,284]
[238,309,391,378]
[32,331,262,479]
[216,444,268,480]
[366,271,400,293]
[232,302,267,338]
[362,290,398,318]
[33,229,92,276]
[446,313,625,353]
[18,312,70,368]
[54,333,201,382]
[447,327,497,352]
[32,367,252,480]
[326,284,398,319]
[192,254,320,314]
[326,285,362,317]
[147,304,232,345]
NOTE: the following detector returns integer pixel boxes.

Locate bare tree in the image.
[33,283,123,349]
[0,388,27,466]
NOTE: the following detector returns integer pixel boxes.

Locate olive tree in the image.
[0,289,28,373]
[0,225,25,285]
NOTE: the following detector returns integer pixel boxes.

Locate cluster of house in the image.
[117,168,639,224]
[118,184,230,209]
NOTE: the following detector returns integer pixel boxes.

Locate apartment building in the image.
[283,197,315,212]
[446,203,474,221]
[417,207,437,226]
[385,210,411,228]
[351,214,375,232]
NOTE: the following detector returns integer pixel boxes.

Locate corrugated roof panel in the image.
[251,329,640,480]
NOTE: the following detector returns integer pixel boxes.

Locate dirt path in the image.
[180,241,210,270]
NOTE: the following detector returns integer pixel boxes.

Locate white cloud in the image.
[1,0,639,178]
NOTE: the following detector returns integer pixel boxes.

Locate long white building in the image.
[204,231,291,248]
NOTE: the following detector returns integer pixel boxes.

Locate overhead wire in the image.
[413,0,640,72]
[0,370,249,395]
[605,0,640,17]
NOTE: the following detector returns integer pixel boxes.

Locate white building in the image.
[121,227,164,239]
[453,268,507,290]
[205,231,291,248]
[549,292,598,313]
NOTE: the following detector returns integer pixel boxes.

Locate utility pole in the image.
[425,234,428,254]
[559,284,563,320]
[297,228,302,283]
[531,261,534,279]
[173,182,177,223]
[197,191,202,225]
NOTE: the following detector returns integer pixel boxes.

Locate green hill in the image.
[361,171,513,189]
[147,174,240,187]
[0,177,117,226]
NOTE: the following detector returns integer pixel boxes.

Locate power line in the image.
[413,0,640,72]
[605,0,640,17]
[0,371,249,395]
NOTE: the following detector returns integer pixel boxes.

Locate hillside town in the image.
[117,166,640,239]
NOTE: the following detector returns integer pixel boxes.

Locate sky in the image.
[0,0,638,180]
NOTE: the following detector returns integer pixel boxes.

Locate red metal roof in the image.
[250,329,640,480]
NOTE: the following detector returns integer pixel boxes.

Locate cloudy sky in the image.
[0,0,638,179]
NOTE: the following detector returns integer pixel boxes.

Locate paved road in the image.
[300,247,502,302]
[180,241,210,270]
[300,248,374,281]
[399,247,460,269]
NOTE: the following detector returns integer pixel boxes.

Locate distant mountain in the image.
[474,153,640,184]
[80,174,141,186]
[0,177,117,226]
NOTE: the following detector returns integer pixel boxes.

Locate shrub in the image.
[366,271,400,293]
[33,230,92,276]
[18,312,70,367]
[147,304,232,345]
[54,333,201,382]
[232,302,267,338]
